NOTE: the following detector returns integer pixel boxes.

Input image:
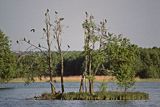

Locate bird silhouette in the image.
[67,45,70,48]
[97,28,100,31]
[30,29,35,32]
[38,44,41,47]
[60,18,64,21]
[43,28,46,32]
[55,11,58,14]
[85,11,88,17]
[105,19,107,23]
[47,9,49,12]
[90,15,94,19]
[16,40,19,44]
[24,38,26,41]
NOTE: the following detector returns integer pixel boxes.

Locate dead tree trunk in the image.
[54,16,65,94]
[60,51,64,93]
[45,10,55,94]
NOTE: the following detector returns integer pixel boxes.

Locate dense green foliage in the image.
[38,91,149,100]
[15,51,59,82]
[16,52,48,82]
[136,47,160,78]
[0,31,16,82]
[104,34,138,91]
[13,47,160,79]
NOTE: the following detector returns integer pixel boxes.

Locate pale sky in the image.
[0,0,160,51]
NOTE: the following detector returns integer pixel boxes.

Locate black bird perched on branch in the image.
[105,19,107,23]
[30,29,35,32]
[43,28,46,32]
[90,15,94,19]
[67,45,70,48]
[24,38,26,41]
[60,18,64,21]
[85,11,88,17]
[55,11,58,14]
[16,40,19,44]
[38,43,41,47]
[45,13,47,16]
[47,9,49,12]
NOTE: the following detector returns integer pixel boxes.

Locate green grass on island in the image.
[36,91,149,100]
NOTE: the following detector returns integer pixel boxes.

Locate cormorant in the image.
[67,45,70,48]
[55,11,58,14]
[16,40,19,44]
[30,29,35,32]
[38,44,41,47]
[24,38,26,41]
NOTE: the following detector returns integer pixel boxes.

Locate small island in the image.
[33,10,148,101]
[36,91,148,100]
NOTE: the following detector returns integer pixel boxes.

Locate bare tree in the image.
[53,12,65,94]
[44,9,55,94]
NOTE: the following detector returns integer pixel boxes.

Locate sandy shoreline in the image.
[10,76,115,82]
[9,76,160,82]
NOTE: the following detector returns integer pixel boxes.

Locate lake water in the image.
[0,82,160,107]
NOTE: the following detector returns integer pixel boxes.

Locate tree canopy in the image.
[0,30,16,82]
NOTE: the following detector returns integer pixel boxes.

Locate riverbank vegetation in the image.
[1,9,160,100]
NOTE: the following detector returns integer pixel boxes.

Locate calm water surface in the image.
[0,82,160,107]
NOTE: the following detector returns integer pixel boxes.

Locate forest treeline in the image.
[13,47,160,79]
[1,28,160,81]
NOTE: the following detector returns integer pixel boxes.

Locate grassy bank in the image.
[37,91,149,100]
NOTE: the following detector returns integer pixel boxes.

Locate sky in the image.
[0,0,160,51]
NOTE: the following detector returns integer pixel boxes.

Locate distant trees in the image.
[0,30,16,82]
[136,47,160,78]
[14,47,160,79]
[16,52,47,83]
